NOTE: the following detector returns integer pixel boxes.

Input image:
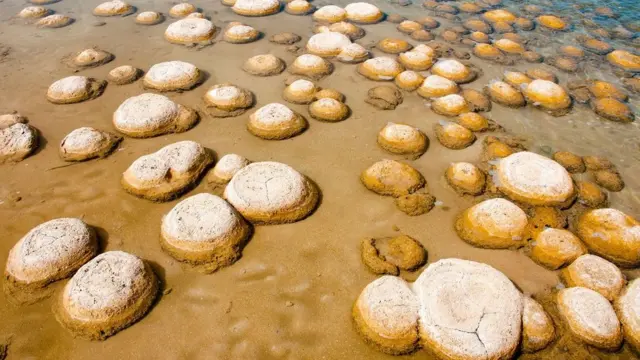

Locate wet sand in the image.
[0,0,639,358]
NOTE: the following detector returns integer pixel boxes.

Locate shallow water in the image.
[0,0,639,358]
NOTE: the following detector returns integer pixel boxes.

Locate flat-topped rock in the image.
[357,57,404,81]
[93,0,134,16]
[203,83,254,117]
[530,228,586,270]
[224,161,319,224]
[113,93,197,138]
[60,127,122,161]
[122,141,213,201]
[54,251,159,340]
[247,103,307,140]
[289,54,333,79]
[361,159,425,197]
[143,61,201,91]
[456,198,527,249]
[46,76,105,104]
[561,254,626,301]
[165,18,215,45]
[522,297,555,353]
[207,154,250,185]
[243,54,286,76]
[0,116,38,164]
[232,0,280,16]
[377,122,427,158]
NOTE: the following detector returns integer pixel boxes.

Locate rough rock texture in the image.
[313,5,346,23]
[223,23,260,43]
[143,61,201,91]
[121,141,213,201]
[232,0,280,16]
[431,94,470,117]
[561,254,626,301]
[269,32,301,45]
[69,48,113,69]
[357,57,404,81]
[224,162,318,224]
[418,75,459,99]
[614,279,640,352]
[495,151,574,206]
[530,228,586,270]
[522,80,572,116]
[553,151,585,173]
[377,122,427,158]
[431,59,476,83]
[337,43,370,63]
[366,86,403,110]
[434,121,475,149]
[455,198,527,249]
[414,259,523,360]
[247,103,307,140]
[395,71,424,91]
[113,93,198,138]
[54,251,159,340]
[107,65,141,85]
[308,98,349,122]
[575,208,640,267]
[18,6,49,19]
[207,153,250,185]
[557,287,623,350]
[203,83,254,117]
[306,31,352,57]
[522,297,555,353]
[59,127,122,161]
[344,2,383,24]
[361,235,427,275]
[485,81,525,108]
[37,14,73,28]
[289,54,333,80]
[576,181,608,208]
[395,190,436,216]
[46,76,105,104]
[353,276,420,354]
[361,159,425,197]
[135,11,163,25]
[161,193,250,271]
[445,162,485,195]
[4,218,98,305]
[93,0,134,16]
[0,116,38,164]
[283,79,317,104]
[243,54,286,76]
[165,18,216,45]
[169,3,196,17]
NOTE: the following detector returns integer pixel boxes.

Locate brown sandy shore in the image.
[1,0,639,358]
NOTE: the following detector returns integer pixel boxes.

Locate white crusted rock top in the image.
[313,5,346,23]
[358,57,404,81]
[223,23,260,43]
[0,117,38,164]
[337,43,370,63]
[113,93,197,138]
[46,76,105,104]
[413,259,523,360]
[615,279,640,351]
[377,123,427,158]
[71,48,113,68]
[37,14,72,28]
[306,31,352,57]
[243,54,286,76]
[522,297,555,353]
[59,127,122,161]
[557,287,623,350]
[496,151,574,206]
[207,153,251,184]
[247,103,307,140]
[353,276,420,354]
[55,251,158,340]
[122,141,213,201]
[455,198,528,249]
[107,65,141,85]
[289,54,333,79]
[224,161,319,224]
[93,0,134,16]
[165,18,215,45]
[136,11,163,25]
[5,218,97,287]
[418,75,459,99]
[169,3,196,17]
[232,0,281,16]
[143,61,201,91]
[561,254,626,301]
[18,6,49,18]
[161,193,250,268]
[344,2,383,24]
[203,84,254,117]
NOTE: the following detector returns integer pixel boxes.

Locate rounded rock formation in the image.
[143,61,201,91]
[413,259,523,360]
[397,20,422,34]
[107,65,141,85]
[203,83,254,117]
[165,18,215,45]
[247,103,307,140]
[122,141,213,201]
[285,0,314,15]
[593,170,625,192]
[60,127,122,161]
[113,93,197,137]
[46,76,105,104]
[561,254,625,301]
[283,79,318,104]
[575,208,640,267]
[207,153,250,185]
[473,43,504,60]
[243,54,286,76]
[308,98,349,122]
[312,5,346,23]
[54,251,159,340]
[530,228,586,270]
[485,80,525,108]
[457,112,489,132]
[366,86,403,110]
[394,71,424,91]
[431,59,476,84]
[557,287,622,350]
[161,193,250,271]
[3,218,98,304]
[376,38,412,54]
[357,57,404,81]
[223,22,260,43]
[606,50,640,73]
[377,122,428,158]
[591,98,634,123]
[462,88,491,112]
[69,48,113,69]
[224,161,319,224]
[289,54,333,79]
[0,116,38,164]
[18,6,49,19]
[135,11,163,25]
[553,151,584,173]
[431,94,470,116]
[337,43,370,64]
[495,151,574,206]
[361,159,425,197]
[306,31,352,57]
[169,3,196,17]
[398,51,433,71]
[417,75,459,99]
[232,0,280,16]
[522,297,555,353]
[353,276,419,354]
[323,21,365,40]
[455,198,527,249]
[576,181,608,208]
[536,15,569,31]
[37,14,72,28]
[615,279,640,352]
[445,162,485,195]
[483,9,517,24]
[522,80,572,115]
[344,2,383,24]
[93,0,134,16]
